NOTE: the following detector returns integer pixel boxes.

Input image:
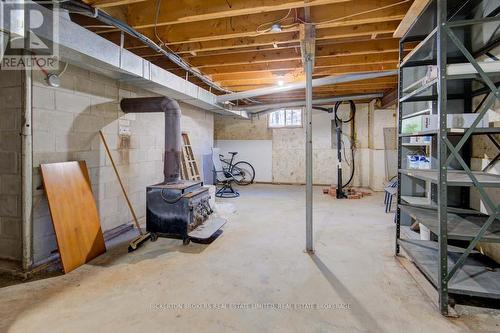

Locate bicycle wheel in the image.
[231,161,255,185]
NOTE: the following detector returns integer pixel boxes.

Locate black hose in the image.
[334,100,356,188]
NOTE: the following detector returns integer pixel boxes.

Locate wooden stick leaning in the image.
[98,131,143,236]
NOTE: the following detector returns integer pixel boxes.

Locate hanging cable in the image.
[334,100,356,188]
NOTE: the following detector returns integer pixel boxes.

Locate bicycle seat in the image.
[228,152,238,155]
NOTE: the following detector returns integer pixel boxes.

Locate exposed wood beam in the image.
[219,79,397,88]
[121,21,400,56]
[214,65,398,86]
[247,88,392,96]
[393,0,431,38]
[215,74,397,84]
[156,39,404,68]
[378,87,398,108]
[299,23,316,65]
[98,0,410,46]
[196,52,399,75]
[126,0,350,29]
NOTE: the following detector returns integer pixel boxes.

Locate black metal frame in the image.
[395,0,500,316]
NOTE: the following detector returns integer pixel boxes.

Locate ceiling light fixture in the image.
[270,23,282,33]
[277,79,285,87]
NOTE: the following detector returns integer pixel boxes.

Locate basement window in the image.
[268,108,303,128]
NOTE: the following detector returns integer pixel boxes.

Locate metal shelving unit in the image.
[395,0,500,315]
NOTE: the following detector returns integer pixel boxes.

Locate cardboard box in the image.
[402,114,488,134]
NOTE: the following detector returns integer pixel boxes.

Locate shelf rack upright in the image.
[395,0,500,316]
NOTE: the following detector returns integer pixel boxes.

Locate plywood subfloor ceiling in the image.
[74,0,415,103]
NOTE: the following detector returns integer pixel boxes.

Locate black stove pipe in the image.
[120,97,181,184]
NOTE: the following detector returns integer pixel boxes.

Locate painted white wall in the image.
[215,140,273,182]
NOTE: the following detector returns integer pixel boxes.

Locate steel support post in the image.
[437,0,449,316]
[395,41,404,255]
[305,55,314,253]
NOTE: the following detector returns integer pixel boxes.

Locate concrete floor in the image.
[1,184,499,332]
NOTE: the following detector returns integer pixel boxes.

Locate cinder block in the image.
[104,180,122,199]
[33,233,57,263]
[0,131,21,152]
[72,114,97,133]
[0,151,18,174]
[33,195,51,218]
[33,108,74,133]
[55,90,91,114]
[1,175,21,195]
[97,197,118,219]
[33,215,55,238]
[1,217,21,239]
[72,150,105,168]
[1,86,23,108]
[33,86,55,110]
[104,84,118,99]
[0,194,20,217]
[56,133,92,152]
[0,236,21,260]
[74,77,92,95]
[0,108,19,130]
[33,130,56,153]
[0,70,22,88]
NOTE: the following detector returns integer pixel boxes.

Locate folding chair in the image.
[212,148,240,198]
[384,177,398,213]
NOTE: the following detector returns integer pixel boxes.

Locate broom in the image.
[99,131,151,252]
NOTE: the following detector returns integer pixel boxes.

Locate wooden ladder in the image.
[180,132,201,181]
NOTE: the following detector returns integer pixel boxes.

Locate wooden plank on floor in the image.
[40,161,106,273]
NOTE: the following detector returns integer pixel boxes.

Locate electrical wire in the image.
[256,8,293,33]
[334,100,356,188]
[59,61,69,76]
[154,0,166,47]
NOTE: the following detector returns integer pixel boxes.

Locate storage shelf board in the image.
[398,239,500,299]
[402,108,432,120]
[399,169,500,187]
[399,127,500,137]
[399,205,500,242]
[402,142,431,147]
[400,79,438,103]
[401,196,431,206]
[400,27,437,68]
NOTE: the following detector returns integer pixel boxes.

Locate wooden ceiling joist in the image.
[193,52,400,75]
[97,0,410,44]
[125,0,350,29]
[75,0,414,101]
[167,39,403,68]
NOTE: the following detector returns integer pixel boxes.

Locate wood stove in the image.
[121,97,226,245]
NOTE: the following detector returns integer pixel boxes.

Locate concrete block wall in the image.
[30,64,214,264]
[0,70,23,261]
[271,104,370,185]
[213,102,396,189]
[368,101,397,191]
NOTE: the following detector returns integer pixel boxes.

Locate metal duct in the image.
[239,93,384,114]
[216,70,398,103]
[61,0,231,95]
[121,97,181,184]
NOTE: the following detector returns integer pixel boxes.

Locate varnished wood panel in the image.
[41,161,106,273]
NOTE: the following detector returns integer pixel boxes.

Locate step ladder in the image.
[180,132,201,181]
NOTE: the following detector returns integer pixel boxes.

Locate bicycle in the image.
[219,152,255,185]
